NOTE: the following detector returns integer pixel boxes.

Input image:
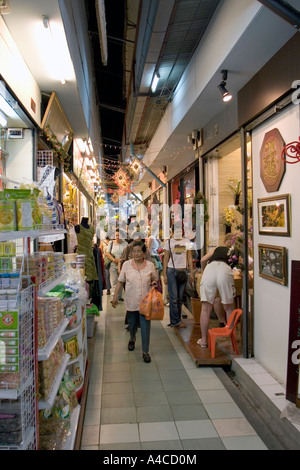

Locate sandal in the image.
[197,339,208,348]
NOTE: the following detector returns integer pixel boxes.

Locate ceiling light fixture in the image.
[218,70,232,102]
[151,72,160,93]
[42,15,67,85]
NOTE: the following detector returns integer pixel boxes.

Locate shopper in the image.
[118,232,151,274]
[111,240,158,363]
[197,245,236,348]
[163,230,194,328]
[100,236,112,295]
[106,230,127,301]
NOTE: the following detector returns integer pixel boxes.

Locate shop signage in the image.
[260,128,285,192]
[286,261,300,406]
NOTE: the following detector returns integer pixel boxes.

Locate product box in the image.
[1,189,31,201]
[0,242,16,257]
[0,311,19,330]
[16,200,34,230]
[0,201,17,231]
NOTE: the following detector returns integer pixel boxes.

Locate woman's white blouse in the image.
[118,259,157,311]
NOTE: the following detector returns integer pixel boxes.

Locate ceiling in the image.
[123,0,300,192]
[1,0,300,197]
[1,0,88,137]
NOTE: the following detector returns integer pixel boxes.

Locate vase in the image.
[235,194,240,206]
[225,225,231,234]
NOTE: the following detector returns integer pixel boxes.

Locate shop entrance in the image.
[176,132,253,364]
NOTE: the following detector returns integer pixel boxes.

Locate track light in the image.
[218,70,232,102]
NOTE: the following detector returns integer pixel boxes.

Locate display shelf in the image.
[38,271,67,296]
[63,405,81,450]
[0,371,34,400]
[38,318,69,361]
[61,318,82,338]
[0,225,66,242]
[38,353,70,410]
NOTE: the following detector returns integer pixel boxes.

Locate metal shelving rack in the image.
[0,227,67,450]
[0,284,37,450]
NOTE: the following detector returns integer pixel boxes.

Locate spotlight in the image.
[218,70,232,102]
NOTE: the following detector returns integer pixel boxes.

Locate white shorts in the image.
[200,261,236,305]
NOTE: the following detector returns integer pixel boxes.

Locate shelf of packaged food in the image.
[0,370,34,400]
[63,405,81,450]
[37,271,67,296]
[38,354,70,410]
[0,226,67,242]
[38,317,70,361]
[61,319,82,338]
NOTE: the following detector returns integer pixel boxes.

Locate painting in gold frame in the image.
[257,194,291,236]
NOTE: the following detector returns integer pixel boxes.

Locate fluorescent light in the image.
[0,110,7,127]
[39,15,73,85]
[151,72,160,93]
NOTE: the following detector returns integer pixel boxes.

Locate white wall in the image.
[252,103,300,385]
[0,16,41,126]
[5,129,33,183]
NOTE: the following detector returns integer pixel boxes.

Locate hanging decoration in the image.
[281,136,300,164]
[130,159,141,174]
[44,125,71,171]
[111,193,119,204]
[113,167,130,186]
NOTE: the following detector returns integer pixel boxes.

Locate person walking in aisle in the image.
[106,230,127,301]
[163,228,194,329]
[111,241,158,363]
[100,236,112,295]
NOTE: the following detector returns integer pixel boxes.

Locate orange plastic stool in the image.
[208,309,242,358]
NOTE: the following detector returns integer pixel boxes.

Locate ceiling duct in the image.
[257,0,300,30]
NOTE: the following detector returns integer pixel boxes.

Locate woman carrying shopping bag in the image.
[111,241,158,363]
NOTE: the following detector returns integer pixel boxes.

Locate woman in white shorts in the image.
[197,246,235,348]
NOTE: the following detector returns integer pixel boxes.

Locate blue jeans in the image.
[127,311,151,353]
[104,266,111,290]
[167,268,187,326]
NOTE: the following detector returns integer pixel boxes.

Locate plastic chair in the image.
[208,309,242,358]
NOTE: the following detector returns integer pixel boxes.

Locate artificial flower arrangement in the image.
[228,178,242,205]
[224,230,245,269]
[223,205,236,227]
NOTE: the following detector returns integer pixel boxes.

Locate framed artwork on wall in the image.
[258,244,287,286]
[257,194,291,236]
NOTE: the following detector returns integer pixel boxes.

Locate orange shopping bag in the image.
[140,287,164,321]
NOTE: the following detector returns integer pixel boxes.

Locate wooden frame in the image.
[258,244,287,285]
[257,194,291,236]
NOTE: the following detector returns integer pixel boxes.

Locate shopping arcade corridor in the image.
[80,294,272,450]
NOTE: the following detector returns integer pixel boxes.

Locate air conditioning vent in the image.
[0,0,10,14]
[7,128,23,139]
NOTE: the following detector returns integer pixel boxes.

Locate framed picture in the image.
[258,244,287,285]
[257,194,291,236]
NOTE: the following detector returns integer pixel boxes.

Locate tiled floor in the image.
[81,294,268,450]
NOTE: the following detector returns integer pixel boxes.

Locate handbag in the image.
[104,241,114,268]
[140,287,164,321]
[169,239,188,284]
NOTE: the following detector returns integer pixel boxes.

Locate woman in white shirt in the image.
[106,230,127,300]
[163,233,194,328]
[112,241,158,363]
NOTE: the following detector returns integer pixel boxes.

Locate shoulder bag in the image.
[104,241,114,268]
[169,239,188,284]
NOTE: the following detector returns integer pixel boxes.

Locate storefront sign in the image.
[260,128,285,192]
[286,261,300,405]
